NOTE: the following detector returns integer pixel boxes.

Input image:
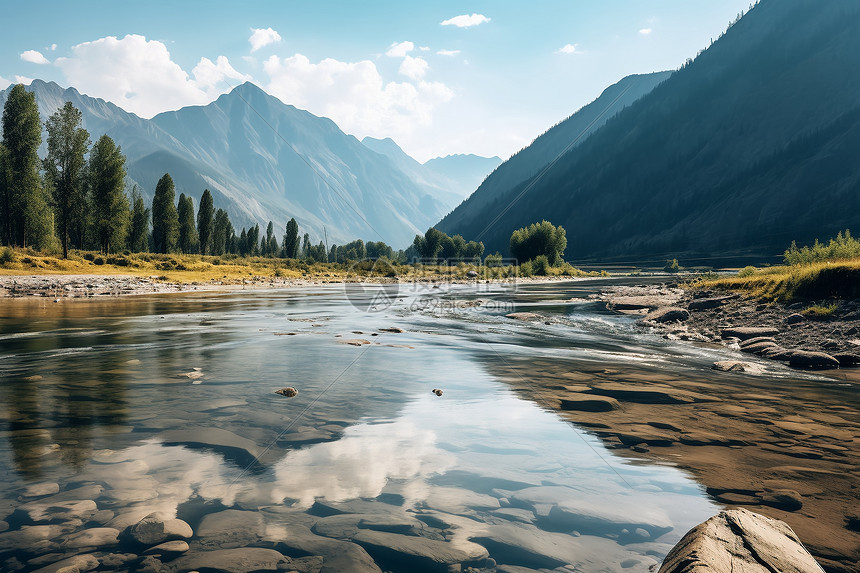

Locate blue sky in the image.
[2,1,753,162]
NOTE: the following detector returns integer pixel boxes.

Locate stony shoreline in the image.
[601,284,860,371]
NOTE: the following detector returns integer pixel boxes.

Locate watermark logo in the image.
[344,257,520,313]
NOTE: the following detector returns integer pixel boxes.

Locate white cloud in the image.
[385,41,414,58]
[262,53,453,141]
[436,49,461,56]
[49,44,57,51]
[639,28,653,35]
[419,46,430,52]
[0,76,11,90]
[192,56,253,96]
[14,76,34,85]
[441,14,490,28]
[21,50,50,65]
[249,27,282,52]
[557,44,584,55]
[55,34,247,118]
[399,55,428,80]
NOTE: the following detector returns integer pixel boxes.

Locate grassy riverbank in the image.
[696,258,860,302]
[0,246,605,288]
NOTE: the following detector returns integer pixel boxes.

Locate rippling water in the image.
[0,279,725,572]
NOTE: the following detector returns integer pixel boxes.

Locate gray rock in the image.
[786,313,806,324]
[644,307,690,323]
[144,540,190,555]
[31,554,100,573]
[688,296,733,310]
[712,361,761,374]
[63,527,119,549]
[788,350,840,369]
[741,340,778,355]
[739,336,776,348]
[721,327,780,340]
[122,513,193,547]
[275,525,382,573]
[658,508,822,573]
[197,509,265,548]
[167,548,290,573]
[352,529,489,568]
[760,347,794,361]
[18,498,98,523]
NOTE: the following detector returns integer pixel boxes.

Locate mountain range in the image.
[0,80,499,247]
[438,0,860,263]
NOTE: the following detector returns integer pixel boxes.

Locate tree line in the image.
[1,83,567,268]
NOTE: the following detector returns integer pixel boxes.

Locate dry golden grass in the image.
[696,258,860,301]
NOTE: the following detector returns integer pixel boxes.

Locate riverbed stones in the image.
[143,540,190,555]
[122,513,193,547]
[658,508,822,573]
[166,548,290,573]
[197,509,265,548]
[30,553,100,573]
[585,383,717,404]
[741,340,779,355]
[643,307,690,323]
[352,529,489,569]
[20,482,60,498]
[721,327,780,340]
[759,489,803,512]
[834,352,860,366]
[786,313,806,324]
[276,386,298,397]
[275,525,382,573]
[787,350,840,369]
[63,527,120,549]
[160,427,263,466]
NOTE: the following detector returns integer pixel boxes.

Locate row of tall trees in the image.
[411,227,485,262]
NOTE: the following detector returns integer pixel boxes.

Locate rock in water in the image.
[721,327,780,340]
[658,508,823,573]
[432,388,443,396]
[122,513,193,547]
[275,386,298,397]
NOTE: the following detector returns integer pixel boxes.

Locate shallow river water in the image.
[0,278,737,572]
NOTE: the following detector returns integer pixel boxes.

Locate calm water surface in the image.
[0,279,729,572]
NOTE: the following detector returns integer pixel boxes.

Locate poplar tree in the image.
[196,188,214,255]
[282,218,299,259]
[89,135,129,253]
[212,208,230,255]
[44,102,90,258]
[151,173,179,253]
[1,84,50,248]
[177,193,198,253]
[128,186,149,252]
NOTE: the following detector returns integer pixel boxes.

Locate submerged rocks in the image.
[658,508,822,573]
[196,509,265,548]
[352,529,489,569]
[712,361,762,374]
[505,312,542,321]
[275,386,298,397]
[166,548,290,573]
[559,395,620,412]
[121,513,192,547]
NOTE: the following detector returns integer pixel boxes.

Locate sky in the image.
[1,1,753,163]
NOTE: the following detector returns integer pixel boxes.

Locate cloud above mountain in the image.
[262,53,452,140]
[20,50,50,65]
[54,34,245,118]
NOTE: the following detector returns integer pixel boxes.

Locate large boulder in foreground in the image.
[659,509,823,573]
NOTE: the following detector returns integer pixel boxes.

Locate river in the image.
[0,278,765,572]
